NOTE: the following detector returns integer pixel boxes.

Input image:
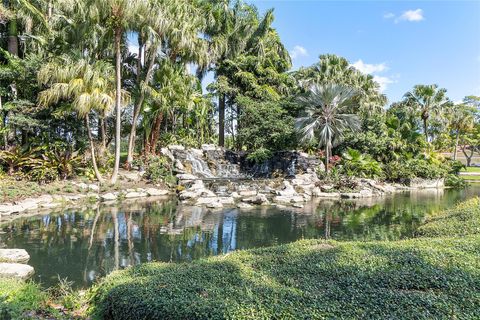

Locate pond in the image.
[1,185,479,288]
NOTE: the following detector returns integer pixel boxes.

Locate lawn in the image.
[463,167,480,173]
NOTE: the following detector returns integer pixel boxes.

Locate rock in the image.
[199,189,217,198]
[320,185,335,192]
[124,191,148,198]
[88,184,100,191]
[189,180,205,190]
[273,196,293,204]
[314,192,341,198]
[239,190,257,197]
[201,144,218,151]
[16,200,38,211]
[206,202,223,209]
[276,181,297,197]
[231,192,241,199]
[292,203,304,208]
[359,189,373,197]
[161,147,175,162]
[196,197,219,205]
[39,202,61,209]
[101,193,118,201]
[0,249,30,263]
[218,197,235,205]
[0,204,14,215]
[291,196,305,203]
[145,188,169,196]
[242,194,269,205]
[0,263,34,280]
[120,171,144,182]
[237,202,254,209]
[177,174,198,181]
[37,195,54,203]
[174,159,185,171]
[168,145,185,151]
[179,191,200,200]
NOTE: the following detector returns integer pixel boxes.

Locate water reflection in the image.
[0,186,478,288]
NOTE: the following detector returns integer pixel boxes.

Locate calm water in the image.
[1,186,479,288]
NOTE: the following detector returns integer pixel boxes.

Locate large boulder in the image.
[0,249,30,263]
[0,263,34,280]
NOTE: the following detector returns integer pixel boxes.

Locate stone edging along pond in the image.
[0,175,445,221]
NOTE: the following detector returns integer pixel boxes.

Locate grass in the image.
[463,167,480,173]
[0,279,47,319]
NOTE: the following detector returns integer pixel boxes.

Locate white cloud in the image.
[383,12,395,19]
[396,9,424,23]
[351,60,388,74]
[290,45,308,59]
[373,75,395,92]
[351,59,396,92]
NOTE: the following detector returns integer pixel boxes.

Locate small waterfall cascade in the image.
[216,163,241,178]
[186,151,215,178]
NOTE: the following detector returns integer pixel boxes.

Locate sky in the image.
[245,0,480,104]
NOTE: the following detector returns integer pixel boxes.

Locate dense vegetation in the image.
[88,198,480,319]
[0,1,478,186]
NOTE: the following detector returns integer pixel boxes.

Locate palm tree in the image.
[295,54,387,113]
[403,84,451,143]
[449,104,475,160]
[85,0,146,184]
[38,58,129,182]
[296,84,361,173]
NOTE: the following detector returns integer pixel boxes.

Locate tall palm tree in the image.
[296,84,360,173]
[403,84,451,143]
[38,58,129,182]
[85,0,146,183]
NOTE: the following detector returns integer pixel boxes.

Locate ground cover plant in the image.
[88,198,480,320]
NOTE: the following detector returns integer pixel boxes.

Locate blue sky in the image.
[247,0,480,104]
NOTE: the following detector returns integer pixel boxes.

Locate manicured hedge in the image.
[89,236,480,319]
[417,197,480,237]
[0,279,46,319]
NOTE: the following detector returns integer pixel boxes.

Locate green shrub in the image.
[384,158,448,182]
[339,148,384,179]
[89,236,480,320]
[417,197,480,237]
[246,147,273,164]
[0,279,46,319]
[444,174,467,188]
[145,155,175,184]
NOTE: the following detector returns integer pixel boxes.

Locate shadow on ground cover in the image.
[89,236,480,319]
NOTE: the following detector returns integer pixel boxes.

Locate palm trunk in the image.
[453,131,460,161]
[7,19,19,56]
[126,48,157,165]
[100,117,107,149]
[218,94,225,147]
[148,112,163,155]
[324,143,329,174]
[110,28,122,184]
[423,117,429,143]
[86,115,104,183]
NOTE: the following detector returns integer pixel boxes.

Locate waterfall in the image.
[186,152,215,178]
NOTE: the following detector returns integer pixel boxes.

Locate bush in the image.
[89,236,480,320]
[145,155,175,185]
[444,174,467,188]
[246,147,272,164]
[339,148,384,179]
[384,158,448,182]
[0,279,46,319]
[417,197,480,237]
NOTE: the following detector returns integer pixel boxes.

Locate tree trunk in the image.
[324,142,329,174]
[126,48,157,165]
[422,117,429,143]
[86,115,104,183]
[110,28,122,184]
[7,19,19,56]
[100,117,107,149]
[461,145,474,167]
[218,94,225,147]
[453,131,460,161]
[147,112,163,155]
